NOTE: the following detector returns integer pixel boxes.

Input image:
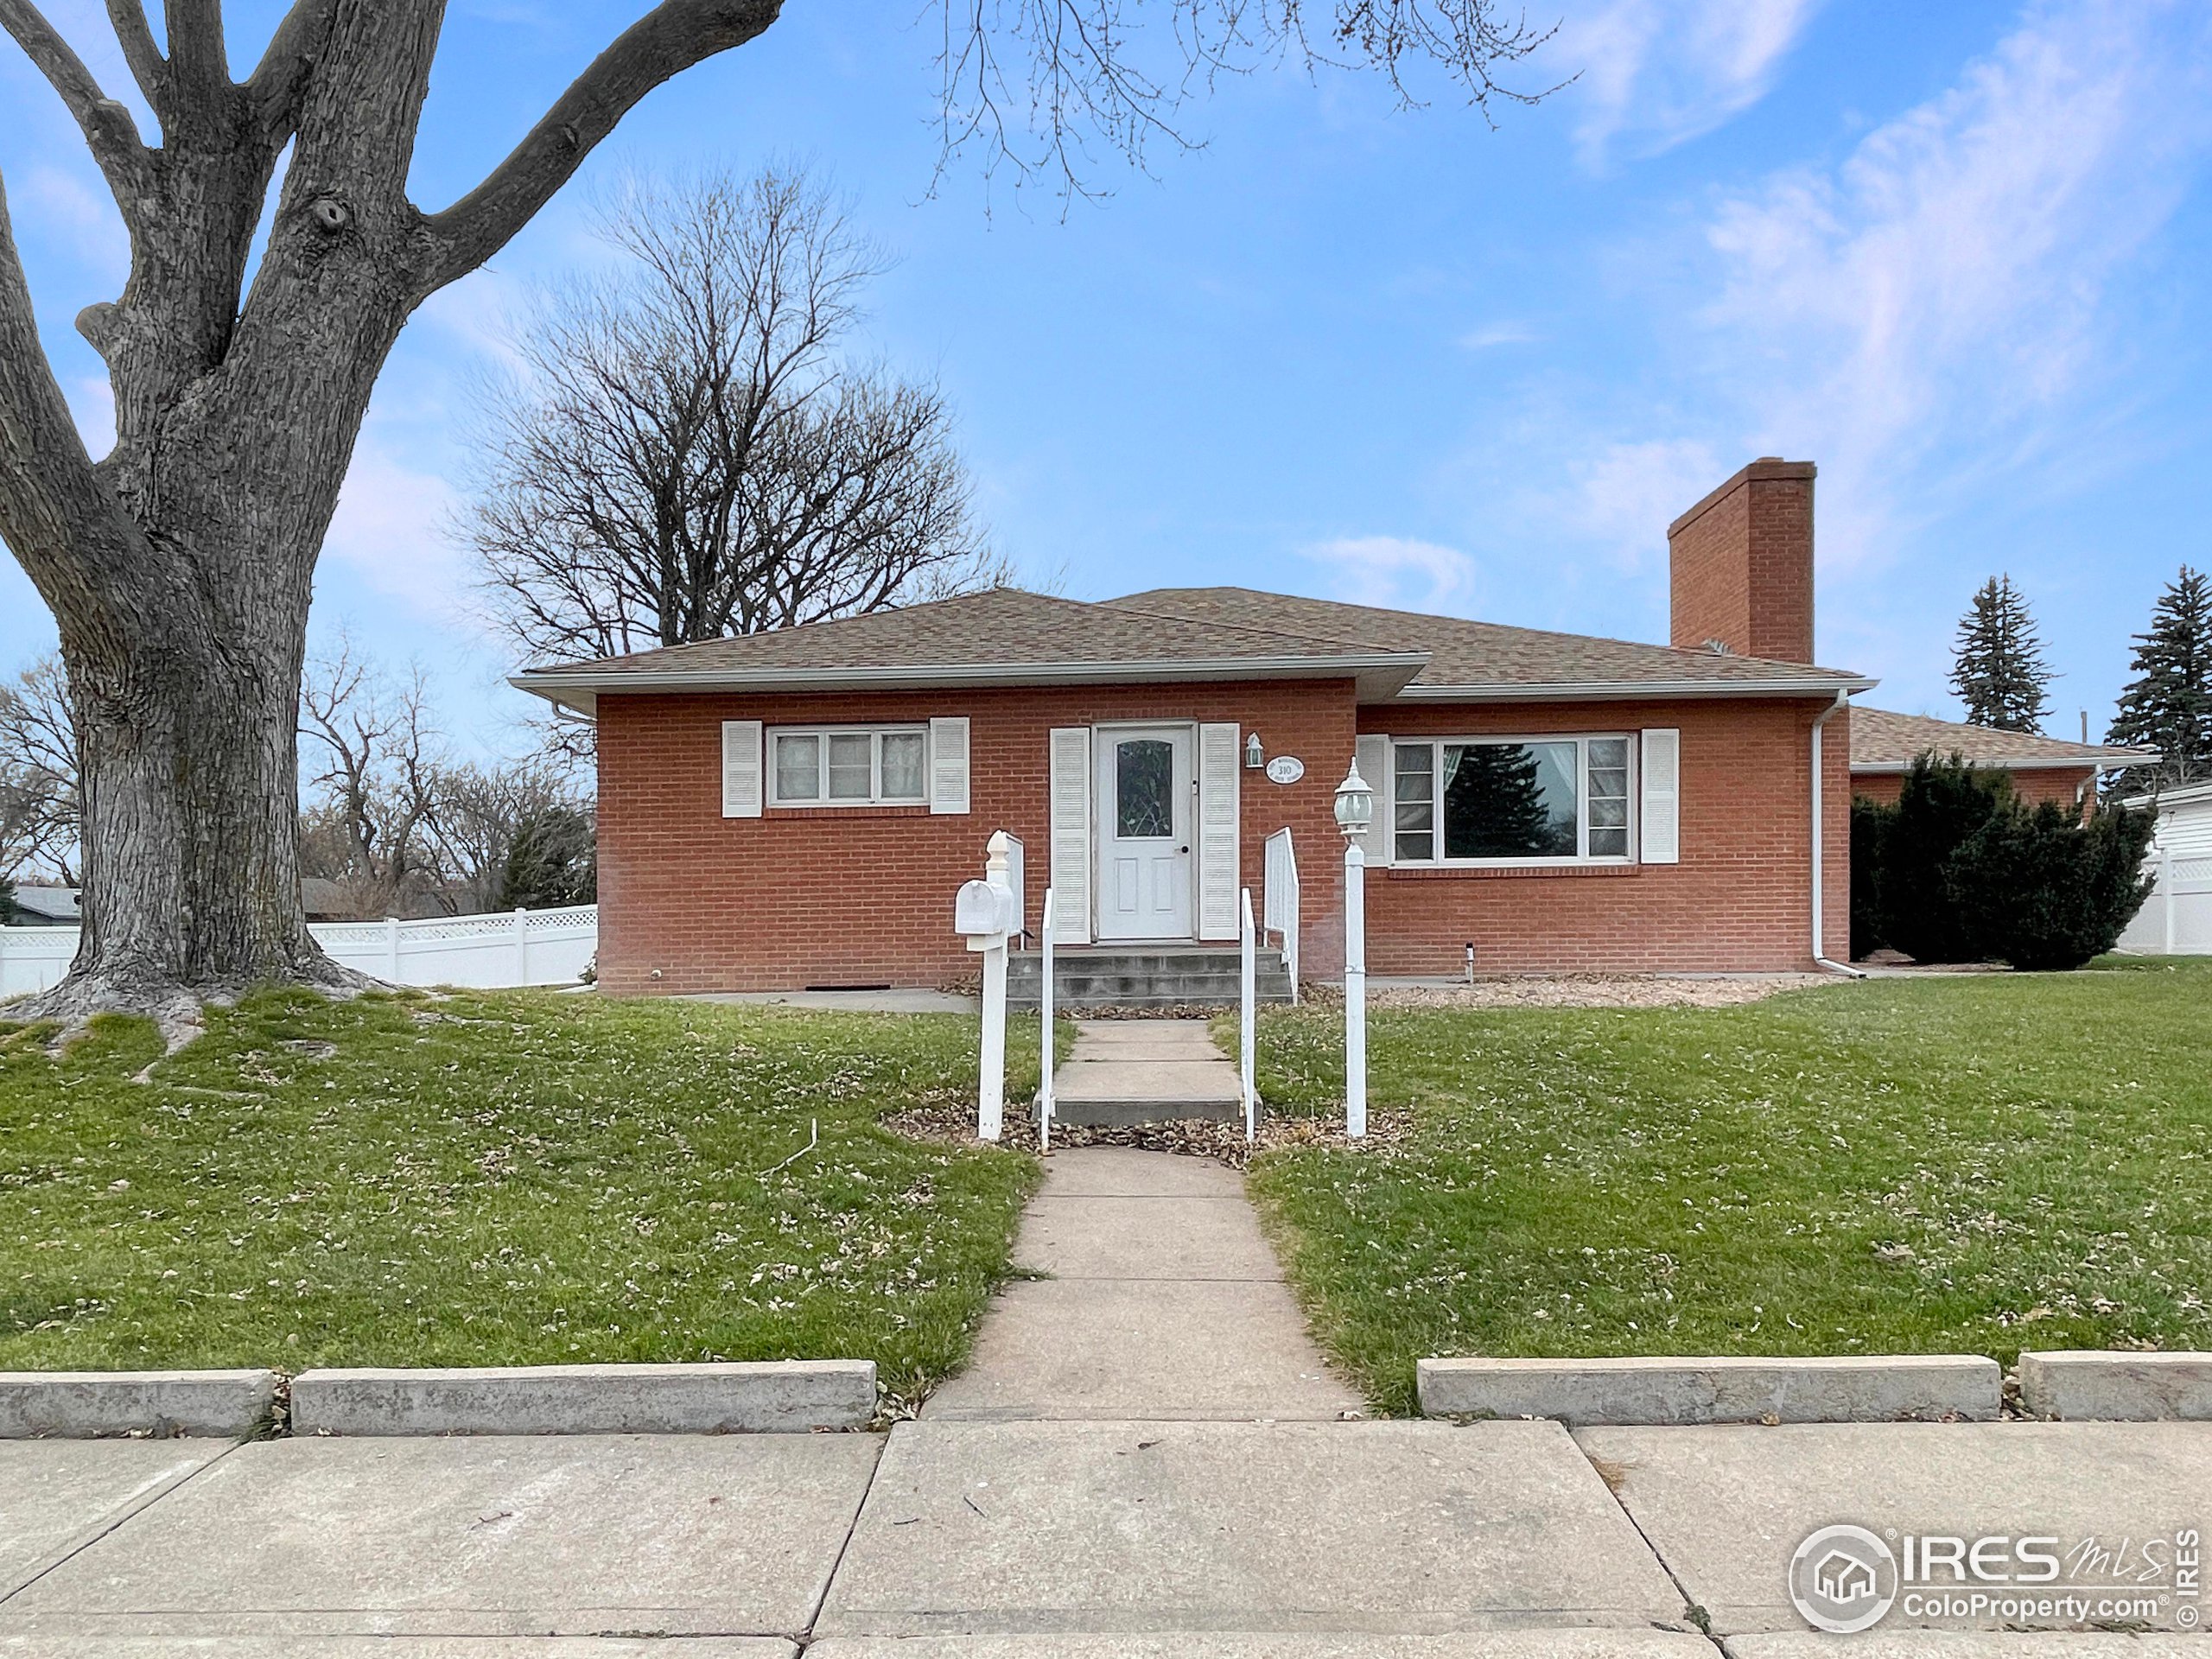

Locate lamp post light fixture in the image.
[1334,760,1373,1140]
[1245,731,1265,769]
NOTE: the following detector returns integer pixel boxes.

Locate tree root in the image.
[6,955,387,1056]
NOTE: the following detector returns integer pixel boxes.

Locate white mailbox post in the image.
[956,830,1022,1141]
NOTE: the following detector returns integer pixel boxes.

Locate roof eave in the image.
[1390,675,1878,703]
[1851,752,2158,774]
[510,652,1430,713]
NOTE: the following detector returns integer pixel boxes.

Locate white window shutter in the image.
[721,721,763,819]
[929,717,971,815]
[1640,728,1681,864]
[1048,728,1093,945]
[1197,721,1241,941]
[1354,734,1392,866]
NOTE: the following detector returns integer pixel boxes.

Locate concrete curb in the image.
[288,1360,877,1435]
[0,1369,277,1438]
[1417,1354,2001,1425]
[2018,1350,2212,1421]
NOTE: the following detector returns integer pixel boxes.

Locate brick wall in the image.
[1669,459,1817,664]
[595,679,1357,995]
[1853,766,2094,817]
[1358,697,1851,974]
[596,680,1852,991]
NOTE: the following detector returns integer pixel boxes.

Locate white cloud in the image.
[1302,535,1481,613]
[321,441,473,625]
[1559,438,1726,571]
[1459,321,1540,350]
[1697,0,2212,571]
[1562,0,1824,166]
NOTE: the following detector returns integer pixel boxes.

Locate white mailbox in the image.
[955,879,1019,947]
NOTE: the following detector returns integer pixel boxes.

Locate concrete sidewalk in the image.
[922,1146,1361,1421]
[7,1421,2212,1650]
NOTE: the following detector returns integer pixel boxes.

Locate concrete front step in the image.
[1009,947,1293,1010]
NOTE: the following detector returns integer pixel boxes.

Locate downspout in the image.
[1810,689,1866,977]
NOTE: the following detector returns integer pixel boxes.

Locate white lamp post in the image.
[1333,760,1373,1140]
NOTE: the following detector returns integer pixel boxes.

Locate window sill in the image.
[766,804,933,819]
[1383,862,1643,880]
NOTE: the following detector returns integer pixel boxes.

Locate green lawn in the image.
[1244,960,2212,1414]
[0,988,1042,1402]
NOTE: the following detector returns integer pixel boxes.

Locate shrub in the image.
[0,876,15,926]
[1881,755,2012,963]
[1850,796,1891,957]
[1951,800,2158,971]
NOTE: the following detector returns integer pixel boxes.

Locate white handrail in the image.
[1039,886,1056,1151]
[1263,826,1300,1002]
[1239,886,1257,1143]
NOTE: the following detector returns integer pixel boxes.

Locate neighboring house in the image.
[2117,779,2212,956]
[4,885,80,925]
[1848,709,2154,816]
[516,457,1886,995]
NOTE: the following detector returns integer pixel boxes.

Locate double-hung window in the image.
[1390,734,1632,864]
[768,725,930,806]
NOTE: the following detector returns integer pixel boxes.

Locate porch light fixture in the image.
[1245,732,1264,769]
[1333,763,1374,840]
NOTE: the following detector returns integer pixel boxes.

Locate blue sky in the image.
[4,0,2211,758]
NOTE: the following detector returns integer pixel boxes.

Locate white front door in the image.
[1095,725,1195,940]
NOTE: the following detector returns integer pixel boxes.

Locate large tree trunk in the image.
[56,582,350,1021]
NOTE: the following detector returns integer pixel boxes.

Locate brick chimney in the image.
[1668,457,1816,664]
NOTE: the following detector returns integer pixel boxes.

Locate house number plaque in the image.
[1264,755,1305,785]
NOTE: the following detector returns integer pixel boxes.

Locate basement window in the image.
[1389,735,1632,865]
[769,725,930,806]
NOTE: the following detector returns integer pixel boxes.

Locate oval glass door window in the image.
[1116,739,1175,838]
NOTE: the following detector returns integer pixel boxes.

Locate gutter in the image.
[1395,675,1877,702]
[509,650,1432,712]
[1810,689,1865,978]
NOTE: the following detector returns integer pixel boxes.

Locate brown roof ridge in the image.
[1108,584,1860,682]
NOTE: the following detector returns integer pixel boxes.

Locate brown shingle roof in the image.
[512,587,1428,706]
[1849,707,2157,771]
[511,582,1873,709]
[1105,587,1870,691]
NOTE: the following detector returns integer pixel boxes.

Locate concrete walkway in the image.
[1050,1019,1244,1126]
[924,1146,1362,1421]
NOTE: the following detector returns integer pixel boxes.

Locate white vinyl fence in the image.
[1,904,597,999]
[2117,856,2212,957]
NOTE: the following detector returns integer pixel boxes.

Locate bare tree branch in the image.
[0,1,150,197]
[418,0,782,291]
[242,0,334,138]
[163,0,229,101]
[0,655,80,885]
[103,0,168,115]
[933,0,1560,198]
[464,165,1006,670]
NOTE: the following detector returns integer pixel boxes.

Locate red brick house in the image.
[1848,708,2153,817]
[516,458,1883,995]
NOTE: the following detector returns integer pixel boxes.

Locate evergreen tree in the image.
[1444,744,1568,858]
[2105,565,2212,796]
[0,875,16,927]
[1949,575,2054,733]
[496,806,598,912]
